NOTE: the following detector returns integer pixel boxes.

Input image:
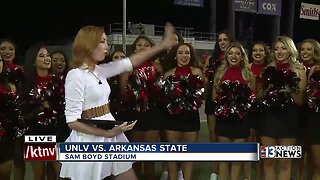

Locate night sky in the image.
[1,0,319,55]
[2,0,210,52]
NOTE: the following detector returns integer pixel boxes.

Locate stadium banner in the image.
[257,0,282,16]
[234,0,257,13]
[300,2,320,20]
[174,0,204,8]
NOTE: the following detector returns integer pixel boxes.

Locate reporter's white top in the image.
[60,58,134,180]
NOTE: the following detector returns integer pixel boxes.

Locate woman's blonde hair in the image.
[70,25,104,68]
[271,36,304,70]
[299,39,320,65]
[213,42,251,87]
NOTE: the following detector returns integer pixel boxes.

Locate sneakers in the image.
[209,172,218,180]
[160,171,184,180]
[177,170,184,180]
[160,171,168,180]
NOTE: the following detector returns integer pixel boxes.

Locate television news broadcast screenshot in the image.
[24,135,303,180]
[2,0,320,180]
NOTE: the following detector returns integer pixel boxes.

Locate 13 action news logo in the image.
[261,146,302,158]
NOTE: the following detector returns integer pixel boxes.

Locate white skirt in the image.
[59,114,133,180]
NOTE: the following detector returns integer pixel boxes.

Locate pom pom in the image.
[0,91,27,140]
[214,80,256,120]
[261,89,293,109]
[5,66,24,85]
[307,70,320,112]
[283,69,300,92]
[261,66,301,109]
[50,75,65,118]
[262,66,300,91]
[160,74,204,114]
[29,76,65,125]
[126,64,158,112]
[205,59,221,83]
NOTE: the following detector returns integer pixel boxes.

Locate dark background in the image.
[1,0,319,55]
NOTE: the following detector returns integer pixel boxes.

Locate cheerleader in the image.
[205,31,233,180]
[0,54,17,180]
[45,50,71,180]
[157,32,184,180]
[22,44,60,180]
[0,39,25,180]
[126,35,164,180]
[50,50,70,142]
[212,42,256,180]
[294,39,320,180]
[260,36,307,180]
[162,43,204,180]
[245,41,270,180]
[107,50,131,122]
[305,40,320,180]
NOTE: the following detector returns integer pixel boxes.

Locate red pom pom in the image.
[307,70,320,112]
[126,64,159,112]
[0,91,27,140]
[29,75,65,126]
[261,66,300,109]
[160,74,204,114]
[214,80,256,121]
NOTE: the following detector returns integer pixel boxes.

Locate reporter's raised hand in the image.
[129,23,176,67]
[160,23,177,50]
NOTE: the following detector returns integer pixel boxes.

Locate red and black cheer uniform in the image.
[204,53,224,115]
[307,68,320,144]
[260,63,300,138]
[250,63,266,130]
[108,75,131,122]
[0,84,15,163]
[26,75,57,135]
[128,62,164,131]
[165,66,201,132]
[52,75,70,142]
[214,67,251,139]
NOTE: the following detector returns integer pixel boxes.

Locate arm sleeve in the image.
[97,57,133,79]
[64,69,85,123]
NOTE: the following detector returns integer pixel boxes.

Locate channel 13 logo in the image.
[260,146,302,158]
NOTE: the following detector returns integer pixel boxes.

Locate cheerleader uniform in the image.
[215,67,250,139]
[26,74,57,135]
[307,111,320,144]
[129,62,164,131]
[53,75,71,142]
[0,84,14,164]
[204,54,223,115]
[165,66,200,132]
[307,109,320,144]
[298,63,314,134]
[4,63,23,86]
[108,76,133,123]
[250,63,265,89]
[260,63,300,138]
[108,76,123,120]
[249,63,266,130]
[307,69,320,144]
